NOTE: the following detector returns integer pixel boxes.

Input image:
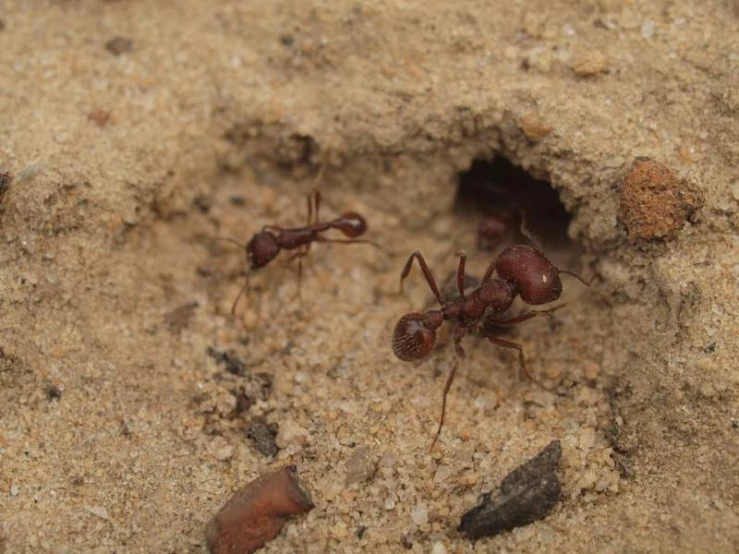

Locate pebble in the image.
[214,445,234,461]
[519,111,552,140]
[570,50,608,76]
[275,420,309,449]
[10,485,19,496]
[431,541,447,554]
[345,446,377,485]
[411,502,429,525]
[577,470,598,491]
[433,465,453,484]
[205,465,314,554]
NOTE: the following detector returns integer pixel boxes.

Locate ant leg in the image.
[485,336,548,389]
[313,190,322,225]
[431,326,467,449]
[456,251,467,299]
[315,237,384,251]
[482,254,497,283]
[490,305,565,326]
[399,251,446,306]
[261,225,283,234]
[517,209,543,250]
[306,191,313,227]
[231,272,251,315]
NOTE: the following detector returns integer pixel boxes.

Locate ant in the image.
[476,209,523,251]
[215,189,376,314]
[392,244,590,447]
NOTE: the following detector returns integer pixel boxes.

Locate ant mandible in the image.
[392,244,590,447]
[217,188,376,314]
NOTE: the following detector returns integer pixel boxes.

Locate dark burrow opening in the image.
[455,157,573,252]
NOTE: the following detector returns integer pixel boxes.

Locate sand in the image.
[1,1,737,553]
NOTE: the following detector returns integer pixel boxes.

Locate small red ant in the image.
[392,244,590,447]
[476,209,523,252]
[215,189,377,314]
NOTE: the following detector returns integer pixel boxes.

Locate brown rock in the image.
[206,465,314,554]
[519,111,552,140]
[618,157,703,242]
[570,50,609,76]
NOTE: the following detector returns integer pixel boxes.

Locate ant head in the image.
[494,245,562,305]
[247,232,280,269]
[335,212,367,238]
[392,311,443,361]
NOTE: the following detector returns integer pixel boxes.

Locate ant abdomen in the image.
[392,311,443,361]
[334,212,368,238]
[494,245,562,305]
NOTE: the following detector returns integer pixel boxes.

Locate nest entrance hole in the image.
[455,158,573,252]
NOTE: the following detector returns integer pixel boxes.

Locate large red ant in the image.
[392,244,590,446]
[216,189,377,314]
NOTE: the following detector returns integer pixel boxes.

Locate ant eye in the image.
[336,212,367,238]
[392,313,437,361]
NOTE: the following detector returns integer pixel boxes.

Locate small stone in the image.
[10,485,19,496]
[411,502,429,525]
[384,497,396,510]
[345,446,377,485]
[85,505,110,520]
[105,36,133,56]
[206,465,314,554]
[459,441,562,540]
[570,50,608,76]
[519,111,552,140]
[246,419,279,457]
[577,470,598,491]
[275,420,309,449]
[699,382,715,398]
[641,20,655,39]
[433,465,453,484]
[214,445,234,461]
[432,541,447,554]
[618,158,704,242]
[730,182,739,202]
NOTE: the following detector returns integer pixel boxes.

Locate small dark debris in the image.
[355,526,367,539]
[0,19,5,31]
[230,386,255,414]
[459,440,562,541]
[280,34,294,47]
[229,195,246,206]
[46,384,62,401]
[704,342,717,354]
[165,302,199,335]
[71,476,85,487]
[193,195,212,213]
[731,419,738,430]
[611,451,634,479]
[206,347,246,376]
[245,418,279,457]
[87,108,111,127]
[105,36,133,56]
[399,534,414,550]
[0,169,12,200]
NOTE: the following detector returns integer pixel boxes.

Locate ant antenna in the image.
[209,236,247,250]
[207,236,253,315]
[559,269,593,287]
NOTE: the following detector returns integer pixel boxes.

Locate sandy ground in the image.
[1,1,738,553]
